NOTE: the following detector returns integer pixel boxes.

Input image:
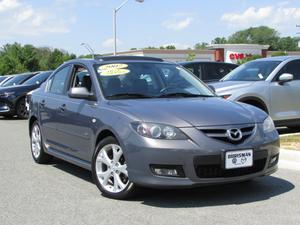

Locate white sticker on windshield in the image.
[258,73,264,79]
[98,64,130,76]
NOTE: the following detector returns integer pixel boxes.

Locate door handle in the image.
[59,104,66,112]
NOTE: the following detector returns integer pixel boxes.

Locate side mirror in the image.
[68,87,96,101]
[278,73,293,84]
[208,85,216,93]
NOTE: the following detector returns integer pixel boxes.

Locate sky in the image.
[1,0,300,55]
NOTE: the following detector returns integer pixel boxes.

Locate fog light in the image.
[150,165,185,177]
[268,154,279,168]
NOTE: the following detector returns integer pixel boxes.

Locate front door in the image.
[269,60,300,122]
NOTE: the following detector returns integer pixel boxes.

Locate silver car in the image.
[210,56,300,128]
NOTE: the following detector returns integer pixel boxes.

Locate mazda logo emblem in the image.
[227,128,243,141]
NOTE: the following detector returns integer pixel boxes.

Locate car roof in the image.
[180,61,238,66]
[65,56,174,65]
[254,56,300,62]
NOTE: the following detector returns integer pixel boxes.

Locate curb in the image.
[279,132,300,137]
[279,149,300,171]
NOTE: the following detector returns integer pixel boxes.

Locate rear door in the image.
[39,65,72,153]
[269,60,300,121]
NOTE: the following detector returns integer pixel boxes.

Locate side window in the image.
[281,60,300,80]
[203,64,228,81]
[185,64,200,77]
[49,66,70,94]
[70,65,93,92]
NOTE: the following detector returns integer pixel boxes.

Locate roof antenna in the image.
[81,43,95,59]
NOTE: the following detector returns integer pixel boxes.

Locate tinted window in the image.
[23,72,52,86]
[49,67,70,94]
[281,60,300,80]
[223,61,281,81]
[203,63,237,81]
[1,74,33,87]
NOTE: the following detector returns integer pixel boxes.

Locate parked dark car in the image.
[0,72,38,88]
[180,61,238,83]
[0,71,52,119]
[28,56,279,199]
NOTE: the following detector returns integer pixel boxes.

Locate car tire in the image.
[16,98,29,119]
[92,136,138,200]
[30,121,52,164]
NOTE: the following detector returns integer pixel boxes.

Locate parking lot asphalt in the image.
[0,118,300,225]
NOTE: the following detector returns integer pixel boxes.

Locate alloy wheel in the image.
[31,124,42,159]
[95,144,129,193]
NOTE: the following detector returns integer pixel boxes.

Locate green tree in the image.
[186,52,196,61]
[212,37,227,44]
[194,42,208,50]
[227,26,280,50]
[275,37,298,51]
[0,43,76,74]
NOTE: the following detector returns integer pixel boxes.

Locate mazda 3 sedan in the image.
[28,56,279,199]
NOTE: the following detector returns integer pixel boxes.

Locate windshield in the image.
[95,62,214,99]
[222,61,281,81]
[2,74,32,87]
[23,72,51,85]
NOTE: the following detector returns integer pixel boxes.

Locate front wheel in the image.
[30,121,52,164]
[92,136,138,199]
[16,98,29,119]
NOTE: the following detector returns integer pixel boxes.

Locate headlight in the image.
[0,92,15,98]
[131,122,188,140]
[263,116,275,133]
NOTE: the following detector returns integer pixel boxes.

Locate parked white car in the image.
[210,56,300,128]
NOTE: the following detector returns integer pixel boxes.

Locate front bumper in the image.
[124,126,280,188]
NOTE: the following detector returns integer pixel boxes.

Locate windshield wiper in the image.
[106,93,152,99]
[157,93,214,98]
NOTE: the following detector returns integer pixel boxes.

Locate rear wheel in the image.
[16,98,28,119]
[92,136,138,199]
[30,121,52,164]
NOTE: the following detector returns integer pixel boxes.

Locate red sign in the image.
[229,53,253,60]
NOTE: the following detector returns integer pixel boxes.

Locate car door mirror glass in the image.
[68,87,96,101]
[279,73,293,83]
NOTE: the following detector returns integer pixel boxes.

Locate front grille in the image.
[199,125,255,144]
[194,150,267,178]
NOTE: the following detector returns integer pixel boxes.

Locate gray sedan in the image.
[28,56,279,199]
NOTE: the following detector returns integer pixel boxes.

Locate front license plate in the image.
[225,149,253,169]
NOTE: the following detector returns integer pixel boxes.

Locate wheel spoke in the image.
[99,150,112,166]
[117,165,128,177]
[114,173,125,190]
[98,170,111,186]
[112,145,122,163]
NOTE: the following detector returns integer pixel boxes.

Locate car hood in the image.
[210,81,255,93]
[108,97,266,127]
